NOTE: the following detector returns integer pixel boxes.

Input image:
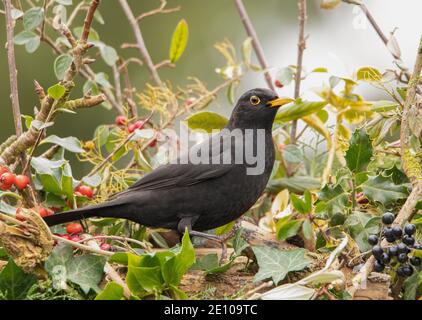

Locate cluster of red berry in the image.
[55,223,111,251]
[0,166,30,191]
[114,116,157,147]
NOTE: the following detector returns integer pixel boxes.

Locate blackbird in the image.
[44,88,293,242]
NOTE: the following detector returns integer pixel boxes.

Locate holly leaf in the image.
[345,128,373,172]
[345,212,380,252]
[0,260,37,300]
[362,175,409,206]
[252,247,310,284]
[317,184,349,217]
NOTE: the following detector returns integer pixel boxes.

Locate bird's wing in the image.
[111,131,235,196]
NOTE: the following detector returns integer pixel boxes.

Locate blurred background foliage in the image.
[0,0,421,174]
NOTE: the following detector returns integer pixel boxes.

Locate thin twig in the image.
[118,0,163,87]
[136,0,179,22]
[3,0,23,137]
[233,0,275,91]
[290,0,307,144]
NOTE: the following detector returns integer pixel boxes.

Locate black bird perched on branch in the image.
[44,88,292,245]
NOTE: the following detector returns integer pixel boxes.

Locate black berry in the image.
[386,236,396,243]
[392,226,403,239]
[398,253,408,263]
[410,256,421,266]
[381,253,390,264]
[368,235,379,246]
[404,224,416,236]
[374,260,385,272]
[397,266,406,277]
[372,245,383,259]
[397,243,409,254]
[388,246,398,257]
[402,265,414,277]
[383,227,394,238]
[382,212,395,225]
[402,235,415,246]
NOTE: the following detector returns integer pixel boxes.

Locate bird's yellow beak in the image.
[267,97,294,108]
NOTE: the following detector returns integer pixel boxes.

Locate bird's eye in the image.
[250,95,260,105]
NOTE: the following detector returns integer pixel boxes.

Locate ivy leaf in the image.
[95,282,124,300]
[252,247,310,284]
[345,128,373,173]
[275,100,327,123]
[362,175,409,206]
[23,7,44,31]
[0,260,37,300]
[41,135,84,153]
[48,84,66,100]
[169,19,189,63]
[54,54,72,80]
[184,111,228,133]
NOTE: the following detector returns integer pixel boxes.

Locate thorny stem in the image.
[3,0,23,137]
[290,0,307,144]
[118,0,163,87]
[233,0,275,91]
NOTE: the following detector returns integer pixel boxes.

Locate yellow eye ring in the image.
[250,95,260,105]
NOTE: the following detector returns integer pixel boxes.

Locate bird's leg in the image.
[177,218,241,264]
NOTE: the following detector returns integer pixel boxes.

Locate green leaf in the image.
[362,175,409,206]
[283,144,303,163]
[252,247,310,284]
[290,194,307,214]
[23,7,44,31]
[95,282,125,300]
[14,30,37,45]
[169,19,189,63]
[73,26,100,42]
[275,100,327,122]
[100,44,118,66]
[317,184,349,216]
[162,231,195,286]
[54,54,72,80]
[345,212,380,252]
[184,111,228,133]
[67,255,106,294]
[371,100,399,113]
[276,216,303,241]
[25,36,40,53]
[345,128,373,173]
[48,84,66,100]
[41,135,84,153]
[267,176,321,194]
[302,219,313,240]
[82,173,102,187]
[0,260,37,300]
[45,242,73,274]
[356,66,382,82]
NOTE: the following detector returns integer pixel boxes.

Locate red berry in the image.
[14,175,30,190]
[38,207,53,218]
[127,124,137,133]
[70,235,82,242]
[134,120,144,130]
[115,115,127,126]
[57,234,71,240]
[185,97,196,106]
[274,80,284,88]
[76,185,94,198]
[0,183,11,191]
[0,166,10,176]
[100,243,112,251]
[148,138,157,148]
[66,223,83,234]
[0,172,15,186]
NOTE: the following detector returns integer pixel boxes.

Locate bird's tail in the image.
[43,201,126,226]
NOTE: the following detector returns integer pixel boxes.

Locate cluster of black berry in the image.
[368,212,421,278]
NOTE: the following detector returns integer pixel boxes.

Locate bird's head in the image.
[228,88,293,129]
